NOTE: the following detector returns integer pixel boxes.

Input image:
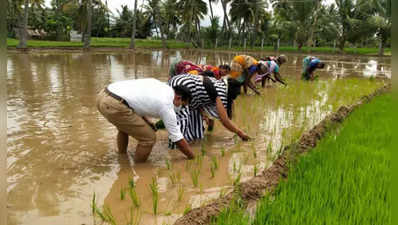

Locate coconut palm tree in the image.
[370,0,391,56]
[83,0,92,49]
[16,0,44,49]
[144,0,168,48]
[162,0,180,39]
[177,0,207,47]
[129,0,138,49]
[230,0,267,48]
[271,0,319,50]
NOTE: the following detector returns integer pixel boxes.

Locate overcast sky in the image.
[44,0,335,26]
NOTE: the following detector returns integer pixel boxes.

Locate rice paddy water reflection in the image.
[6,49,390,225]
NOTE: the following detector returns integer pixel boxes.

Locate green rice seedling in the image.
[149,177,159,215]
[190,166,201,187]
[253,164,258,177]
[127,207,141,225]
[267,142,272,154]
[120,188,126,200]
[177,184,184,202]
[233,135,238,144]
[183,205,192,215]
[221,147,225,157]
[185,160,193,170]
[233,161,237,173]
[91,195,118,225]
[195,154,203,170]
[201,142,206,156]
[169,171,181,185]
[165,159,172,170]
[128,178,140,208]
[252,94,392,225]
[210,164,216,178]
[233,173,241,187]
[252,145,257,159]
[219,188,227,198]
[211,156,218,170]
[102,206,118,225]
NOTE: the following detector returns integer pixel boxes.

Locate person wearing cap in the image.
[302,56,325,81]
[96,78,195,163]
[230,55,268,95]
[256,55,288,87]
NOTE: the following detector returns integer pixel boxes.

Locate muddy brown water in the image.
[7,49,390,225]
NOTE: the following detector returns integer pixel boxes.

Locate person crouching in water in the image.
[168,74,250,145]
[302,56,325,81]
[96,78,195,163]
[255,55,288,87]
[169,59,231,80]
[229,55,268,95]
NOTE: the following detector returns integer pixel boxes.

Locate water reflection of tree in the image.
[7,53,118,223]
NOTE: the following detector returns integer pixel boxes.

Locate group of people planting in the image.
[97,55,324,163]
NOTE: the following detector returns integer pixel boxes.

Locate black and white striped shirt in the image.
[168,74,228,119]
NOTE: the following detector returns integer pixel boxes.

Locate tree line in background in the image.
[7,0,391,55]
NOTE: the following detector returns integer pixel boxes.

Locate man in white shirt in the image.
[96,78,195,163]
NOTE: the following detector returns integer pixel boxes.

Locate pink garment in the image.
[255,60,278,82]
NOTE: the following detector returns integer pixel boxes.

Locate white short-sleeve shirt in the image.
[107,78,183,143]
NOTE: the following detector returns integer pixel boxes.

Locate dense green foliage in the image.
[7,0,391,54]
[211,93,391,225]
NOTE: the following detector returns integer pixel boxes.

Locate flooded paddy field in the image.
[6,49,391,225]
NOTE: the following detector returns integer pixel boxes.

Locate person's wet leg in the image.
[117,130,129,154]
[134,142,155,163]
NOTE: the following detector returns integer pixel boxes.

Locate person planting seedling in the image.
[302,56,325,81]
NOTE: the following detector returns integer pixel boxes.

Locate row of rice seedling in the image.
[210,93,391,225]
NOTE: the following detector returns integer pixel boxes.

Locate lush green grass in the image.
[211,93,391,225]
[7,37,193,49]
[7,38,390,55]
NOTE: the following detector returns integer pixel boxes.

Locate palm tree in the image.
[16,0,44,48]
[208,0,218,20]
[370,0,391,56]
[144,0,167,48]
[129,0,138,49]
[271,0,318,50]
[17,0,29,48]
[177,0,207,47]
[162,0,180,39]
[83,0,92,49]
[230,0,267,48]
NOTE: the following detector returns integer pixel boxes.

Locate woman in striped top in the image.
[168,74,249,143]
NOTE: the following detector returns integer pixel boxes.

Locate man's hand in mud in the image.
[237,130,251,141]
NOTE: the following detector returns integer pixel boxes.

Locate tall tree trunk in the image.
[83,0,92,50]
[55,0,64,41]
[338,37,345,52]
[378,36,385,56]
[308,0,320,50]
[208,0,214,20]
[129,0,138,49]
[17,0,29,49]
[221,0,230,31]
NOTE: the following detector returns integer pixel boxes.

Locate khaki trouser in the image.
[96,89,156,160]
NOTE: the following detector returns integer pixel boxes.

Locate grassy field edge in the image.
[7,38,391,56]
[211,92,391,225]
